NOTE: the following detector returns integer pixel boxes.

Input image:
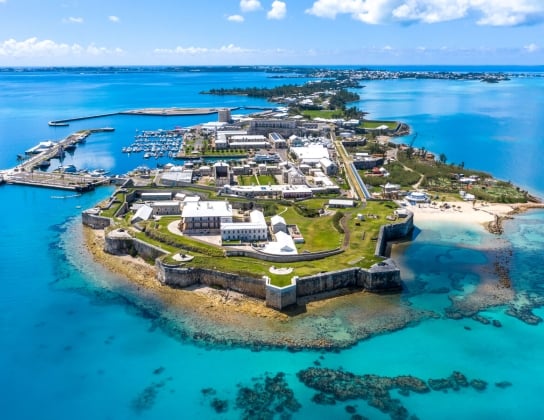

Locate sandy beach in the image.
[406,201,544,231]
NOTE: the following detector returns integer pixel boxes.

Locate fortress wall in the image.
[375,212,413,257]
[358,259,402,291]
[156,261,266,299]
[295,268,360,297]
[82,211,111,229]
[265,278,297,310]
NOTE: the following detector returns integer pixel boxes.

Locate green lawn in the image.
[237,175,256,186]
[302,109,342,119]
[256,175,276,185]
[361,120,398,129]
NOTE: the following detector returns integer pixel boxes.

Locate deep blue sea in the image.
[1,67,544,419]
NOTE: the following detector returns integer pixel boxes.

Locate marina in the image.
[121,128,184,159]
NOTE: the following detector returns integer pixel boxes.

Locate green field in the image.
[360,120,398,130]
[302,109,343,119]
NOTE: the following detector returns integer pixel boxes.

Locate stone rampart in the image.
[104,229,133,255]
[82,209,111,229]
[91,206,413,311]
[359,259,402,291]
[132,238,168,260]
[375,211,413,257]
[156,260,266,299]
[265,277,297,310]
[295,268,360,297]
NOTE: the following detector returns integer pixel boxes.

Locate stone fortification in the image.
[82,208,111,229]
[374,212,414,257]
[225,247,343,262]
[265,277,297,310]
[156,261,266,299]
[83,209,412,311]
[104,228,168,260]
[295,268,360,297]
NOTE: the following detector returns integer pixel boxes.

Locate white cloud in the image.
[154,44,253,55]
[227,14,245,22]
[306,0,544,26]
[0,38,123,58]
[240,0,262,12]
[63,16,84,24]
[524,43,539,53]
[108,15,120,23]
[267,1,287,20]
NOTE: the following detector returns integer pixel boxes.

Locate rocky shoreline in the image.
[82,226,435,350]
[80,201,544,349]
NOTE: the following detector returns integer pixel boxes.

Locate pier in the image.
[2,129,114,193]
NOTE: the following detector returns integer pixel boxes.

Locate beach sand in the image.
[406,201,544,232]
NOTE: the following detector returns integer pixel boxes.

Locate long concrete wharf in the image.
[3,129,113,193]
[5,171,110,192]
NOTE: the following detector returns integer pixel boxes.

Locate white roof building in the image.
[220,209,268,242]
[182,201,232,219]
[291,144,330,165]
[329,199,355,208]
[262,231,297,255]
[131,204,153,223]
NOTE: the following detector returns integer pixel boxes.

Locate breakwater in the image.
[48,107,234,126]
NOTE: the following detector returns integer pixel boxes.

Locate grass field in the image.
[302,109,342,119]
[361,120,398,129]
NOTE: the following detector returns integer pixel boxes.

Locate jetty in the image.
[2,129,114,193]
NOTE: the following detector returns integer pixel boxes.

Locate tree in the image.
[439,153,447,164]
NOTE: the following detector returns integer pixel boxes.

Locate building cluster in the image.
[127,190,304,255]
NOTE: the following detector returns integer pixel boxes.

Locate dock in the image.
[5,171,109,192]
[3,129,114,193]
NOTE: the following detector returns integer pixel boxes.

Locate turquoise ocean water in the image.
[1,67,544,419]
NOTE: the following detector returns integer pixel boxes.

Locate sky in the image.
[0,0,543,66]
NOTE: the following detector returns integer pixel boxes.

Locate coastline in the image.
[80,200,544,349]
[81,225,435,350]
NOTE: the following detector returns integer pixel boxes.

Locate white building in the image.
[291,144,330,165]
[221,210,268,242]
[181,201,233,231]
[262,231,297,255]
[131,204,153,224]
[222,184,313,200]
[405,191,430,205]
[329,199,355,208]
